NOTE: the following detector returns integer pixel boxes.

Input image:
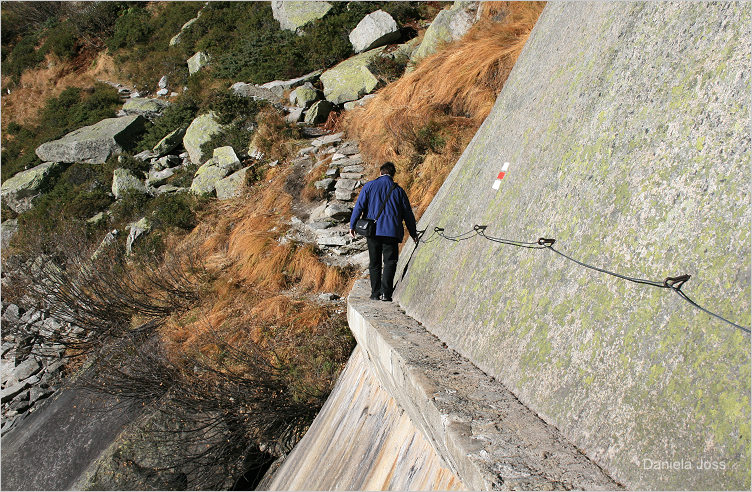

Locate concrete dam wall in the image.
[268,2,750,490]
[394,2,750,490]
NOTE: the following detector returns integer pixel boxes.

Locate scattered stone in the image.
[126,217,151,254]
[411,2,480,63]
[112,168,149,200]
[290,83,321,109]
[286,107,304,124]
[304,100,334,125]
[35,116,147,165]
[1,162,64,214]
[183,112,224,165]
[187,51,211,75]
[320,48,384,105]
[315,179,336,191]
[272,1,333,31]
[324,202,353,220]
[215,167,250,200]
[120,98,171,121]
[1,219,19,251]
[349,10,401,53]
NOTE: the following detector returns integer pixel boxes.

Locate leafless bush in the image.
[79,318,315,490]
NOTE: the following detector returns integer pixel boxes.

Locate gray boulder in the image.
[411,1,479,63]
[153,126,187,157]
[170,10,202,46]
[126,218,151,254]
[11,358,41,382]
[349,10,401,53]
[304,100,334,125]
[187,51,211,75]
[262,70,323,97]
[320,48,384,104]
[35,116,146,165]
[146,168,176,188]
[112,168,149,200]
[212,146,242,172]
[190,159,230,196]
[314,178,336,190]
[290,83,321,109]
[1,162,63,213]
[324,202,353,220]
[285,107,304,124]
[183,112,224,165]
[230,82,281,103]
[272,1,332,31]
[120,98,171,121]
[215,167,250,200]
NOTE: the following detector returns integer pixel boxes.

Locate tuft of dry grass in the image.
[344,1,545,219]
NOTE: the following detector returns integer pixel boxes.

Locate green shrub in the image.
[135,98,199,153]
[106,6,153,52]
[40,20,79,60]
[16,162,113,235]
[2,84,121,183]
[1,32,44,84]
[149,192,198,230]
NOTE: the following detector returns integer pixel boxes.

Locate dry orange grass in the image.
[344,1,545,219]
[1,50,118,130]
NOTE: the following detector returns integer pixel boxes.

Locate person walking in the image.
[350,162,418,301]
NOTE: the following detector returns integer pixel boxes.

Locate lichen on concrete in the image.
[394,2,750,490]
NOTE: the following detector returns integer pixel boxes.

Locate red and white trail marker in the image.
[492,162,510,190]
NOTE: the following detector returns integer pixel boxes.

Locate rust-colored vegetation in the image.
[345,1,545,219]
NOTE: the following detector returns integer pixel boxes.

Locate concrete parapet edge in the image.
[347,279,622,491]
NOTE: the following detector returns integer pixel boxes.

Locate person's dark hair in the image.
[380,162,396,177]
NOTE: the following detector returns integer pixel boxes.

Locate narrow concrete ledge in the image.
[348,279,622,491]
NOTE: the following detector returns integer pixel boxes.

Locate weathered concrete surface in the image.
[269,280,620,490]
[267,345,465,491]
[394,2,750,490]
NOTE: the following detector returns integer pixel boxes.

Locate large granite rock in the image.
[290,83,321,109]
[211,146,242,172]
[411,1,479,63]
[230,82,281,103]
[120,98,171,121]
[152,126,188,157]
[183,112,223,165]
[170,9,202,46]
[304,100,333,125]
[272,1,332,31]
[215,167,250,200]
[112,168,149,200]
[1,162,64,213]
[395,3,750,490]
[349,10,401,53]
[320,47,384,105]
[35,116,146,165]
[187,51,211,75]
[262,70,322,97]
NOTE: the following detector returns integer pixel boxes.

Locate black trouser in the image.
[367,236,400,299]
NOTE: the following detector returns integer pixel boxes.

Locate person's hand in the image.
[411,234,419,243]
[349,228,356,238]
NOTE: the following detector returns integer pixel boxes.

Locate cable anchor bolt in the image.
[664,274,691,290]
[538,237,556,246]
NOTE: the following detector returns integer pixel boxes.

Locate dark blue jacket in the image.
[350,175,417,242]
